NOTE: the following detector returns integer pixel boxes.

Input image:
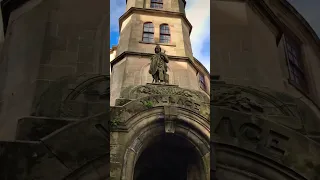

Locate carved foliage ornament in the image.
[211,85,297,117]
[121,84,209,103]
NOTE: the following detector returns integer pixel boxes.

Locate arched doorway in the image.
[133,133,204,180]
[118,106,210,180]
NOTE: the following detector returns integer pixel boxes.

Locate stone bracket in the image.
[164,106,178,133]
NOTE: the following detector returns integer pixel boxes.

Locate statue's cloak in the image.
[149,52,168,75]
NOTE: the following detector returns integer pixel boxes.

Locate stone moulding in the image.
[33,74,109,118]
[213,143,309,180]
[211,83,299,117]
[211,82,320,138]
[110,107,210,180]
[211,82,320,179]
[110,84,210,179]
[111,94,210,130]
[0,112,110,180]
[120,83,210,103]
[211,106,320,179]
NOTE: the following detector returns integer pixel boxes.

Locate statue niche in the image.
[149,45,170,84]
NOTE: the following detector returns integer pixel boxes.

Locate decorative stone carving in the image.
[211,84,299,117]
[211,107,320,180]
[212,87,264,113]
[121,84,209,103]
[34,74,109,118]
[149,45,169,84]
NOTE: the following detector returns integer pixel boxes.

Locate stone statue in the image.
[149,45,170,84]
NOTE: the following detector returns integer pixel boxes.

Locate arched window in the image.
[142,22,154,43]
[160,24,170,43]
[150,0,163,9]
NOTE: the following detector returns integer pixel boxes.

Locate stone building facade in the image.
[110,0,210,179]
[211,0,320,179]
[0,0,110,179]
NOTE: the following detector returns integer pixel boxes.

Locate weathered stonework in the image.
[211,81,320,180]
[110,83,210,180]
[211,0,320,179]
[0,0,110,179]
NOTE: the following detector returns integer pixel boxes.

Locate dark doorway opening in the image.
[133,134,204,180]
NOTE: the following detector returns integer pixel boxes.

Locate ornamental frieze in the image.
[120,83,210,103]
[211,84,300,117]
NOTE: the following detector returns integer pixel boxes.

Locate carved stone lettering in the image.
[239,123,262,144]
[177,98,184,106]
[140,96,202,112]
[153,96,160,103]
[185,100,193,109]
[169,96,176,104]
[214,117,290,157]
[162,96,168,103]
[126,84,210,103]
[266,130,289,155]
[194,103,200,111]
[214,117,236,138]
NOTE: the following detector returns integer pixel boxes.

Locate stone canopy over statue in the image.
[149,45,170,84]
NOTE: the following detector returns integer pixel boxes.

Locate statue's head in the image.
[155,45,161,53]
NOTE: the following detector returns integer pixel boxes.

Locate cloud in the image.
[185,0,210,72]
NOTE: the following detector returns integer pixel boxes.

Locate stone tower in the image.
[211,0,320,179]
[110,0,209,105]
[110,0,210,179]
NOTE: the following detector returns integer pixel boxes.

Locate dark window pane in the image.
[144,27,154,33]
[160,35,170,43]
[150,0,163,9]
[144,23,153,28]
[199,74,206,90]
[160,29,169,34]
[285,35,306,90]
[160,25,170,43]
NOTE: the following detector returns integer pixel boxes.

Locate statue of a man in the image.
[149,45,169,83]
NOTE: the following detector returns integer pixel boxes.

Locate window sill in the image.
[288,79,320,111]
[139,41,176,47]
[287,79,317,103]
[288,79,308,95]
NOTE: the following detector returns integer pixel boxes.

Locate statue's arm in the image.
[161,52,169,63]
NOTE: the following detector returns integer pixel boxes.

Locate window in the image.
[199,74,206,90]
[284,36,307,91]
[150,0,163,9]
[160,24,170,43]
[142,22,154,43]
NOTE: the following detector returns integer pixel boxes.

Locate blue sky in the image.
[110,0,211,72]
[289,0,320,37]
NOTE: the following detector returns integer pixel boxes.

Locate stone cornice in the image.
[220,0,320,57]
[249,0,320,57]
[118,7,193,35]
[111,51,209,76]
[125,0,187,7]
[279,0,320,50]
